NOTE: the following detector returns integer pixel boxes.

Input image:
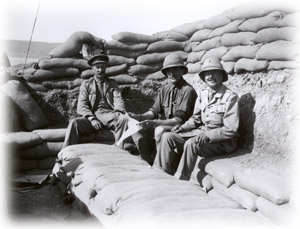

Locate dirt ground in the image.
[7,181,100,226]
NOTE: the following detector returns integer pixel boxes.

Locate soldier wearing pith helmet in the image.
[155,56,240,180]
[128,53,197,165]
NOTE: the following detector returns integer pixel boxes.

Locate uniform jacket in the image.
[149,80,197,122]
[181,85,239,143]
[77,76,125,119]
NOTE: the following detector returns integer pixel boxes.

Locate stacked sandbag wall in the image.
[179,5,298,74]
[189,156,291,224]
[2,5,298,179]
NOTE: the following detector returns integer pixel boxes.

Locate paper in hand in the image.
[116,116,142,146]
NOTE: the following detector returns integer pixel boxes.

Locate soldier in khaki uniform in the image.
[62,52,129,148]
[154,57,240,179]
[129,53,197,165]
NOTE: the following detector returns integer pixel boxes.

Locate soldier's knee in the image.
[69,118,81,127]
[184,138,198,153]
[161,132,176,143]
[154,126,166,141]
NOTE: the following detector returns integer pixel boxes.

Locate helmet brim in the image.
[161,64,188,76]
[199,69,228,82]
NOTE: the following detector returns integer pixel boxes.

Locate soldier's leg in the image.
[62,117,95,148]
[111,112,129,144]
[96,111,129,145]
[131,128,155,165]
[175,137,228,180]
[153,132,185,175]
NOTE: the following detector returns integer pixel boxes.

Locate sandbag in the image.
[80,69,94,79]
[112,32,158,44]
[200,174,213,192]
[239,11,291,32]
[234,168,290,205]
[187,62,202,73]
[255,197,291,223]
[26,82,48,92]
[268,60,298,70]
[201,47,228,62]
[1,80,48,130]
[33,128,66,142]
[193,37,221,51]
[234,58,268,73]
[208,19,244,38]
[203,15,231,29]
[16,142,63,159]
[221,61,235,74]
[0,131,43,149]
[204,159,238,187]
[108,55,135,66]
[221,32,256,46]
[22,67,80,82]
[152,30,188,41]
[107,49,145,59]
[211,178,258,211]
[171,21,204,37]
[38,57,90,70]
[136,53,170,65]
[107,40,148,51]
[105,64,128,76]
[187,51,205,63]
[190,29,212,42]
[256,41,297,61]
[145,71,166,81]
[110,74,138,84]
[42,78,81,90]
[222,45,261,61]
[147,41,184,53]
[281,12,299,27]
[184,41,200,52]
[128,64,162,76]
[0,93,23,132]
[49,31,105,58]
[223,4,292,20]
[254,27,296,43]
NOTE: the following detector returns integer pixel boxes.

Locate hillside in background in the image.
[2,40,60,65]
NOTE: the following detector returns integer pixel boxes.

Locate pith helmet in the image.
[199,56,228,82]
[161,53,187,76]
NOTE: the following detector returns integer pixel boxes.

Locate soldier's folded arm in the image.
[205,94,240,143]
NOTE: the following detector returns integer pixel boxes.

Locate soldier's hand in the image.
[128,112,143,121]
[138,120,156,129]
[195,134,210,145]
[91,119,102,131]
[171,124,183,133]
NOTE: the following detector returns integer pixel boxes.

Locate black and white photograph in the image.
[0,0,299,228]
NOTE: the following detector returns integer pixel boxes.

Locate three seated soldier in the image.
[59,41,239,181]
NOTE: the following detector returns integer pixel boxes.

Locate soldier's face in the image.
[203,70,223,90]
[165,67,184,85]
[92,62,106,76]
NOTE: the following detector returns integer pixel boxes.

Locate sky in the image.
[1,0,298,43]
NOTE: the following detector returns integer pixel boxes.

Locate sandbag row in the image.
[191,157,291,218]
[108,31,188,78]
[57,144,257,227]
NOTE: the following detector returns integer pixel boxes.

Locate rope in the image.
[23,0,40,74]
